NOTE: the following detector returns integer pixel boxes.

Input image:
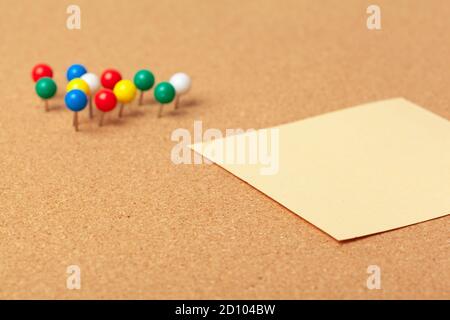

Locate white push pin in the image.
[169,72,191,109]
[81,72,101,118]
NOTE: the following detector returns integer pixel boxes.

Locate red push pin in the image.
[100,69,122,90]
[31,64,53,82]
[95,89,118,126]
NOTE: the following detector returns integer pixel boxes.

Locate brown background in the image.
[0,0,448,299]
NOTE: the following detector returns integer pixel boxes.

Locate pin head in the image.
[32,64,53,82]
[67,78,90,96]
[95,89,117,112]
[154,82,176,104]
[66,64,87,81]
[113,79,137,103]
[101,69,122,89]
[169,72,191,95]
[35,77,57,99]
[133,69,155,91]
[65,89,88,112]
[81,73,100,94]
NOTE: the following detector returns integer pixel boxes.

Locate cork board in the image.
[0,0,448,299]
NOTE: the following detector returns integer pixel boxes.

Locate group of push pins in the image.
[32,63,192,131]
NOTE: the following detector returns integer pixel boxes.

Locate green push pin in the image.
[35,77,57,112]
[154,82,176,118]
[133,69,155,105]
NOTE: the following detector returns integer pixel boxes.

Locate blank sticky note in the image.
[190,98,450,240]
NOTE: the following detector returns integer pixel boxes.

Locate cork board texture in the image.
[0,0,449,299]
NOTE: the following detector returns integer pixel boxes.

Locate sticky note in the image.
[190,98,450,240]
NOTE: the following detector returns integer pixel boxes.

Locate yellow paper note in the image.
[190,98,450,240]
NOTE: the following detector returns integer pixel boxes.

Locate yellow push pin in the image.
[113,80,137,118]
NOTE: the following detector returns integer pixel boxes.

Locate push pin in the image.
[35,77,57,112]
[66,64,87,81]
[95,89,117,126]
[133,69,155,105]
[113,79,137,118]
[31,63,53,82]
[65,89,88,132]
[101,69,122,90]
[81,73,101,118]
[154,82,176,118]
[169,72,191,109]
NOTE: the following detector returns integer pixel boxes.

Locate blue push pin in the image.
[65,89,88,132]
[66,64,87,81]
